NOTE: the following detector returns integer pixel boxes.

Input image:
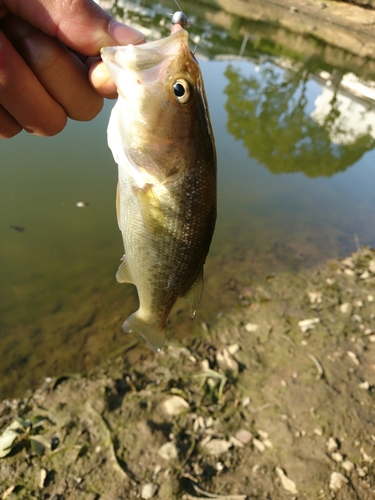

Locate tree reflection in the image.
[224,61,375,177]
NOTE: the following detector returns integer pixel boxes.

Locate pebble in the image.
[327,437,339,452]
[235,429,253,445]
[216,348,239,375]
[141,483,157,499]
[367,294,374,302]
[342,257,354,268]
[308,291,322,304]
[242,396,251,407]
[359,381,370,390]
[203,438,232,456]
[344,269,355,276]
[244,323,258,333]
[162,395,190,416]
[275,467,298,495]
[346,351,360,366]
[329,472,348,491]
[253,438,266,453]
[157,442,178,460]
[369,260,375,273]
[339,302,351,314]
[342,460,354,472]
[298,317,320,333]
[331,452,343,462]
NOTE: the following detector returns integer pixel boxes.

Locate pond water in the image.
[1,0,375,399]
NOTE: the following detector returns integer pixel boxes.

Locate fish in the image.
[101,25,216,351]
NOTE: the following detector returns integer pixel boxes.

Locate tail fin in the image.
[122,312,166,352]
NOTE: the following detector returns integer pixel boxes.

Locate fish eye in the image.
[172,78,193,105]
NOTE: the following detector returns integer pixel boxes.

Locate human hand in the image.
[0,0,145,138]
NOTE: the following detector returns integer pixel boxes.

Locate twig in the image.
[192,483,247,499]
[307,354,324,380]
[251,402,275,414]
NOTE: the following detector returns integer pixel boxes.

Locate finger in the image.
[89,59,118,99]
[0,29,67,136]
[1,0,145,54]
[2,14,103,121]
[0,105,22,139]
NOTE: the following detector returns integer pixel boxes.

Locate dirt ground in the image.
[0,246,374,499]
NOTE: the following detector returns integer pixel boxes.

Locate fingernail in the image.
[109,20,145,45]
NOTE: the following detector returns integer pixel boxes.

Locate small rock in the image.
[329,472,348,491]
[242,396,251,407]
[360,447,373,463]
[162,395,190,416]
[357,466,367,477]
[227,343,240,355]
[235,429,253,445]
[230,436,244,448]
[327,437,339,452]
[203,439,232,456]
[216,348,239,375]
[353,314,362,323]
[359,381,370,390]
[360,270,370,279]
[331,452,343,462]
[340,302,351,314]
[367,294,374,302]
[253,438,266,453]
[275,467,298,495]
[344,269,355,276]
[298,317,320,333]
[326,278,335,285]
[308,291,322,304]
[369,335,375,343]
[141,483,157,499]
[39,468,47,488]
[342,257,354,268]
[157,442,178,460]
[369,259,375,273]
[244,323,258,333]
[342,460,354,472]
[347,351,360,365]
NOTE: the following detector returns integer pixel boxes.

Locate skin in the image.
[0,0,145,138]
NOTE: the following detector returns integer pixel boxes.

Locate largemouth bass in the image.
[101,27,216,351]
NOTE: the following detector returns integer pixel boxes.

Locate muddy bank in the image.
[0,247,374,499]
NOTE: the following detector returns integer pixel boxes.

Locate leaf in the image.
[0,421,24,458]
[30,436,49,457]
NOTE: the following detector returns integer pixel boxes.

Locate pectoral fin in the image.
[116,255,134,284]
[181,268,204,318]
[134,183,166,236]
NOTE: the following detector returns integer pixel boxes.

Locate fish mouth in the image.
[101,28,190,73]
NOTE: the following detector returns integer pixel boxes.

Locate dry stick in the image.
[307,353,324,380]
[192,483,247,499]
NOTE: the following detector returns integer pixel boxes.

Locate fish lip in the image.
[100,28,189,70]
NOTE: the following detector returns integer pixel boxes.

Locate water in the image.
[1,1,375,399]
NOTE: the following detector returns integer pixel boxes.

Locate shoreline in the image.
[1,246,374,498]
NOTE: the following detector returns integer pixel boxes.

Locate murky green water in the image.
[1,1,374,399]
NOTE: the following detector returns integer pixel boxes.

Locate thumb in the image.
[1,0,145,55]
